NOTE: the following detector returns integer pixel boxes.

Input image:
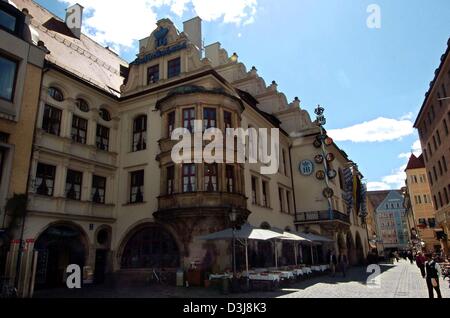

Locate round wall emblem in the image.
[323,188,334,199]
[324,137,333,146]
[326,153,335,162]
[315,155,324,164]
[327,169,337,180]
[313,139,322,148]
[299,160,314,176]
[316,170,326,180]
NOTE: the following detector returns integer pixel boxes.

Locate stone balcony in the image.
[155,191,249,221]
[28,194,116,222]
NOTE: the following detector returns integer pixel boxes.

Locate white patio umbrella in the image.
[197,223,286,276]
[271,229,311,267]
[295,232,335,265]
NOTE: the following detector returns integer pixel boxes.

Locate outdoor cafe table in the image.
[209,274,233,280]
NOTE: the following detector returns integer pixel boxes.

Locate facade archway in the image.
[346,232,356,265]
[355,232,365,265]
[120,224,180,269]
[337,232,346,253]
[34,223,89,289]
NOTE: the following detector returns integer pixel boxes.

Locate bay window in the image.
[183,164,196,193]
[204,164,218,192]
[183,108,195,133]
[203,108,217,131]
[226,165,235,193]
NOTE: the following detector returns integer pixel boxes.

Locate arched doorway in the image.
[337,233,346,253]
[121,225,180,269]
[355,232,365,265]
[34,224,88,289]
[255,222,274,267]
[346,232,356,265]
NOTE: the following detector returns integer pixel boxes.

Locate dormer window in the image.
[99,108,111,122]
[168,57,181,78]
[48,87,64,102]
[76,98,90,112]
[147,64,160,84]
[0,1,24,35]
[0,9,16,32]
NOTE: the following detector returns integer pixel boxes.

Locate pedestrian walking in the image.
[407,251,414,264]
[425,253,442,299]
[328,249,338,277]
[338,253,348,278]
[416,252,426,278]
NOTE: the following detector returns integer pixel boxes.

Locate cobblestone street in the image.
[34,261,449,299]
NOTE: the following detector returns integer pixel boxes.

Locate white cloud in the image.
[59,0,258,50]
[328,117,414,143]
[368,164,407,191]
[367,182,391,191]
[369,138,423,191]
[398,139,422,159]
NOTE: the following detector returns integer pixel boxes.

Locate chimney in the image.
[65,3,84,39]
[183,17,202,52]
[205,42,221,67]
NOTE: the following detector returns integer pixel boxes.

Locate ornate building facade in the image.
[0,0,47,277]
[4,0,369,290]
[403,154,441,253]
[414,38,450,257]
[369,190,410,253]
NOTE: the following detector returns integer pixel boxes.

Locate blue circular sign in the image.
[299,160,315,176]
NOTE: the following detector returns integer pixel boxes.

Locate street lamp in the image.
[229,207,238,276]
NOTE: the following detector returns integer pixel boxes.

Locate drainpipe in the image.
[289,146,298,224]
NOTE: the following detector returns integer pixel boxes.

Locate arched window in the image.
[99,108,111,122]
[48,87,64,102]
[121,226,180,269]
[76,98,90,112]
[132,115,147,152]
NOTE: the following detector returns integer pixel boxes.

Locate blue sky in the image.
[36,0,450,190]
